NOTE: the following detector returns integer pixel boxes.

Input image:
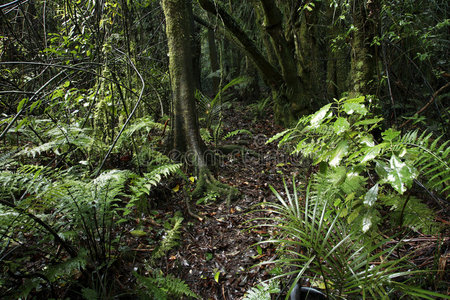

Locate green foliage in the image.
[133,215,198,299]
[269,96,448,234]
[134,271,199,299]
[127,163,182,214]
[0,158,183,298]
[242,280,280,300]
[196,77,248,142]
[246,96,272,118]
[251,178,447,299]
[223,129,253,140]
[152,216,183,260]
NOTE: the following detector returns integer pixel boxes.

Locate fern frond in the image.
[396,131,450,198]
[135,271,199,299]
[242,280,280,300]
[124,117,164,136]
[223,129,253,140]
[153,272,199,299]
[18,140,58,157]
[144,163,182,190]
[152,216,183,259]
[44,250,88,282]
[0,148,18,168]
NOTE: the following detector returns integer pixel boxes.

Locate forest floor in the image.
[148,101,449,300]
[156,102,306,299]
[2,101,448,299]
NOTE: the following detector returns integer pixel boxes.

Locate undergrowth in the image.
[248,96,450,299]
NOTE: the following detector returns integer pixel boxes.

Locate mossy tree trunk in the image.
[162,0,238,203]
[260,0,310,122]
[350,0,380,97]
[198,0,312,125]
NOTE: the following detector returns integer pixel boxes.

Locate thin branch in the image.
[400,82,450,128]
[0,70,65,141]
[95,49,146,177]
[0,198,77,257]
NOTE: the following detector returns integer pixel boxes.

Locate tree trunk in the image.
[198,0,312,125]
[350,0,380,97]
[162,0,238,203]
[162,0,205,167]
[207,26,220,94]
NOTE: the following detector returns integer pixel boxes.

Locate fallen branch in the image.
[400,81,450,128]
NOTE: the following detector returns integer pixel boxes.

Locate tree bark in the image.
[197,0,283,89]
[162,0,205,168]
[207,26,220,94]
[162,0,238,203]
[350,0,380,96]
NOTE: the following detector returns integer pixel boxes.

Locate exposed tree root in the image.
[183,189,203,221]
[192,167,240,206]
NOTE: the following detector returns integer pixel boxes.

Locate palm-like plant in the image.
[250,177,447,299]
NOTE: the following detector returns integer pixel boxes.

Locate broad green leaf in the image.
[310,103,332,128]
[214,271,220,283]
[329,140,348,167]
[342,102,367,115]
[130,230,147,237]
[333,117,350,135]
[360,135,375,147]
[361,215,373,233]
[330,166,347,186]
[360,145,382,163]
[29,100,41,113]
[354,117,383,126]
[387,155,417,194]
[377,155,417,194]
[382,128,401,142]
[364,184,379,207]
[375,160,389,178]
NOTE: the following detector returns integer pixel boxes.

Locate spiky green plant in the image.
[250,178,448,299]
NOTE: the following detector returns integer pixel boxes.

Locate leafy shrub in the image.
[269,96,448,233]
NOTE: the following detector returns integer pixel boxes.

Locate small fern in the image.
[242,280,280,300]
[396,130,450,198]
[152,216,183,260]
[223,129,253,140]
[134,270,199,299]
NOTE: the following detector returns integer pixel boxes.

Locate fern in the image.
[223,129,253,140]
[242,280,280,300]
[396,131,450,198]
[134,270,199,299]
[129,163,181,200]
[44,249,88,282]
[152,216,183,260]
[116,116,164,149]
[17,124,100,158]
[0,148,18,169]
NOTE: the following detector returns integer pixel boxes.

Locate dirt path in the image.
[169,103,307,299]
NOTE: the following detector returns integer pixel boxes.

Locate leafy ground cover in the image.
[1,101,448,299]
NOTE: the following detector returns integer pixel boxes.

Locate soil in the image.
[160,103,308,299]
